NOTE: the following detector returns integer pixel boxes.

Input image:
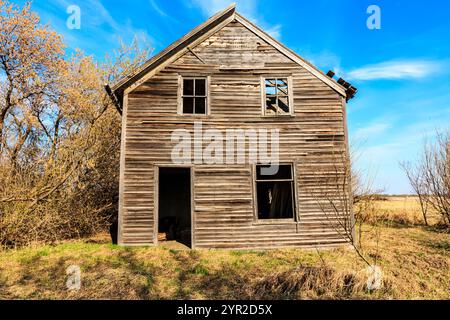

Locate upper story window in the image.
[182,77,207,115]
[262,77,293,116]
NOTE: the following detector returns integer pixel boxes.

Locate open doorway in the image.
[158,167,192,247]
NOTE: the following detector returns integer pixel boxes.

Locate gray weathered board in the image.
[113,5,353,249]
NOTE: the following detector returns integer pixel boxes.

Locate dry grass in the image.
[361,196,443,226]
[0,196,449,300]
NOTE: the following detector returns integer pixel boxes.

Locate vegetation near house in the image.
[0,1,448,301]
[0,197,448,299]
[402,130,450,226]
[0,0,151,247]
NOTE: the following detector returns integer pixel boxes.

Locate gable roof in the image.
[110,4,350,100]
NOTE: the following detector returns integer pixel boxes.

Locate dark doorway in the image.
[158,167,192,247]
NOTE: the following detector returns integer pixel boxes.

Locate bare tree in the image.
[401,130,450,226]
[307,138,384,267]
[0,1,152,247]
[400,162,429,225]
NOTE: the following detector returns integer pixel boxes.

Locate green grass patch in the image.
[0,218,449,300]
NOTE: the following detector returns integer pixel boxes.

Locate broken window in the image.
[182,77,207,114]
[263,78,291,116]
[256,164,296,220]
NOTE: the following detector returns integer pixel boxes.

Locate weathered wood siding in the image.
[121,20,350,249]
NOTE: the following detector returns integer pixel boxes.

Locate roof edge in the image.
[111,3,236,94]
[234,13,347,97]
[111,3,351,99]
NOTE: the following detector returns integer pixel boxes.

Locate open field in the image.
[369,196,441,226]
[0,196,448,300]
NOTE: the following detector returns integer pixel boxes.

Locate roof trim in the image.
[111,3,236,94]
[234,13,346,97]
[111,4,347,98]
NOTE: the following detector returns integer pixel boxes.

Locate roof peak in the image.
[111,4,236,94]
[110,4,350,100]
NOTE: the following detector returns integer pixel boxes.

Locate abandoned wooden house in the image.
[107,4,357,249]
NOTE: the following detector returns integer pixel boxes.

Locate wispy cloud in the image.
[346,60,442,81]
[190,0,283,39]
[303,50,344,76]
[190,0,256,16]
[354,122,391,140]
[149,0,169,17]
[149,0,180,24]
[350,111,450,194]
[78,0,153,44]
[35,0,155,56]
[265,24,282,39]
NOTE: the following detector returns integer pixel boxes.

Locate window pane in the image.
[183,97,194,113]
[195,79,206,96]
[257,164,292,180]
[257,182,294,219]
[265,79,276,95]
[183,79,194,96]
[265,96,277,115]
[195,97,206,114]
[278,96,290,114]
[276,79,288,95]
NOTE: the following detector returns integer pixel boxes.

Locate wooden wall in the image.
[121,20,351,249]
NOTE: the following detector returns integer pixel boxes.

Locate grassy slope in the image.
[0,197,449,300]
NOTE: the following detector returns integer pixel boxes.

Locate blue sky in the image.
[22,0,450,194]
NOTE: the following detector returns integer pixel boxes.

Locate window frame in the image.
[260,76,294,117]
[252,163,298,224]
[178,75,210,116]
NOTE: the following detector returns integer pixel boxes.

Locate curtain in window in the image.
[268,182,293,219]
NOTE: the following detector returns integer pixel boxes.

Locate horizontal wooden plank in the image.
[119,20,351,249]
